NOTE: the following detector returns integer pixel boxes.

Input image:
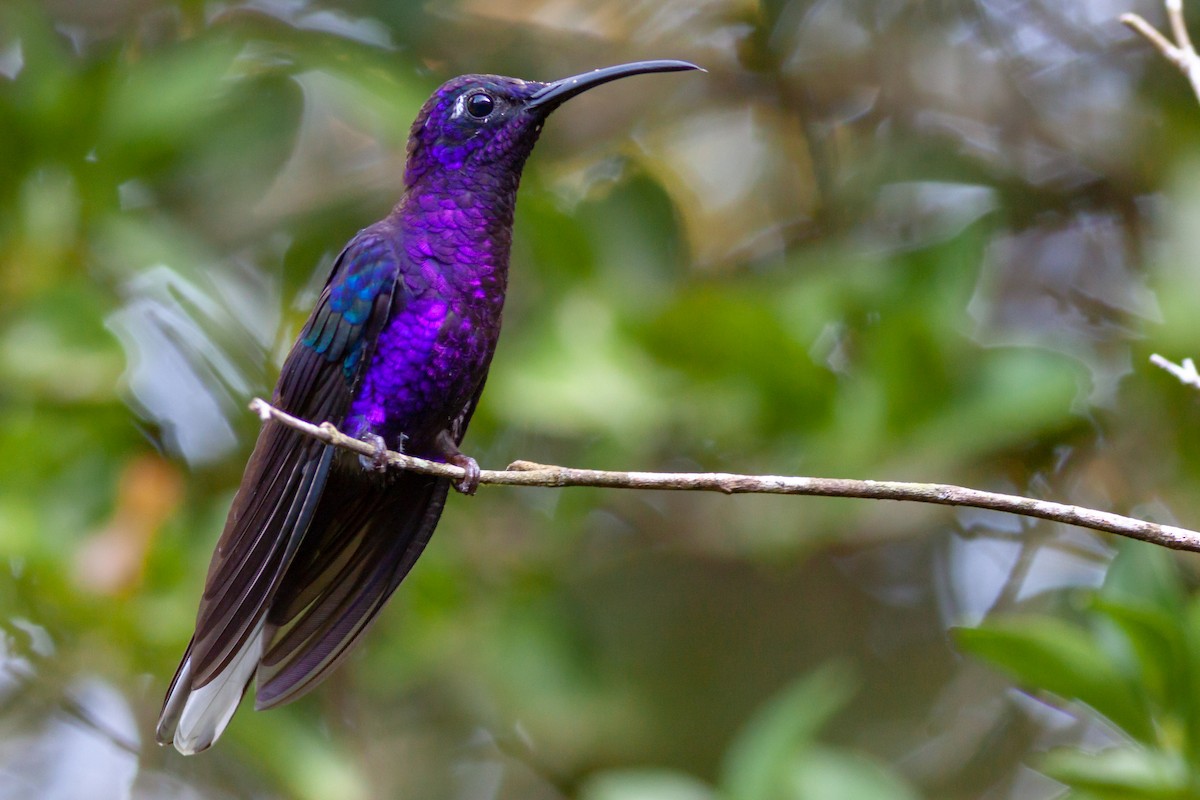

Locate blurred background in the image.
[3,0,1200,798]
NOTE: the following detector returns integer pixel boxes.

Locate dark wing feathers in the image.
[255,472,448,708]
[181,229,402,688]
[190,437,331,684]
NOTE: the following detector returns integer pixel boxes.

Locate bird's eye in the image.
[465,92,495,119]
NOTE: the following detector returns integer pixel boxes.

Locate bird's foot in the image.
[448,453,480,495]
[436,430,480,495]
[359,433,390,473]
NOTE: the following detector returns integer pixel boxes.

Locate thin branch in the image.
[1155,352,1200,384]
[1169,0,1196,54]
[1122,0,1200,102]
[1151,353,1200,389]
[249,398,1200,553]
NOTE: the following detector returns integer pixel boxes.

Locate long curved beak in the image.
[526,60,703,113]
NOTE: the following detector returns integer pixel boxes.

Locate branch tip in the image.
[1123,0,1200,100]
[250,398,272,421]
[1151,353,1200,390]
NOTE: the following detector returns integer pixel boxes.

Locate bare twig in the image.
[249,398,1200,552]
[1151,353,1200,389]
[1122,0,1200,101]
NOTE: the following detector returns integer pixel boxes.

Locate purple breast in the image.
[345,292,494,454]
[344,186,510,455]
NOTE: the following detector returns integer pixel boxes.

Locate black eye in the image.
[465,92,494,119]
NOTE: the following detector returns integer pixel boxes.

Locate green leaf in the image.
[719,662,857,800]
[788,746,920,800]
[101,36,240,150]
[953,618,1153,742]
[1102,541,1186,617]
[1181,598,1200,765]
[1039,746,1188,799]
[580,769,716,800]
[1092,600,1185,722]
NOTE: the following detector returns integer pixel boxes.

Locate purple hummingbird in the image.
[157,60,701,754]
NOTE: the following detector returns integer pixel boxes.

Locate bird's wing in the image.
[253,468,448,708]
[158,227,403,752]
[251,314,492,707]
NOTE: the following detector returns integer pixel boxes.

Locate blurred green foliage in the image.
[957,542,1200,799]
[3,1,1200,798]
[582,664,919,800]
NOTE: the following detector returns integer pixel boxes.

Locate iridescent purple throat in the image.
[344,164,523,457]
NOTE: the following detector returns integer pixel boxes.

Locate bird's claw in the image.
[359,433,390,473]
[448,453,480,495]
[434,429,479,495]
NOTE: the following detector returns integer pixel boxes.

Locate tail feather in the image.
[157,422,332,755]
[191,441,332,685]
[156,619,265,755]
[158,467,451,752]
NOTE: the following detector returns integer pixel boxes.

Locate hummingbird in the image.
[157,60,701,754]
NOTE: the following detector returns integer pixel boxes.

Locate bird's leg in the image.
[435,430,480,495]
[358,432,391,473]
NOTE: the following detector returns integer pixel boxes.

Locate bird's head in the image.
[403,60,701,190]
